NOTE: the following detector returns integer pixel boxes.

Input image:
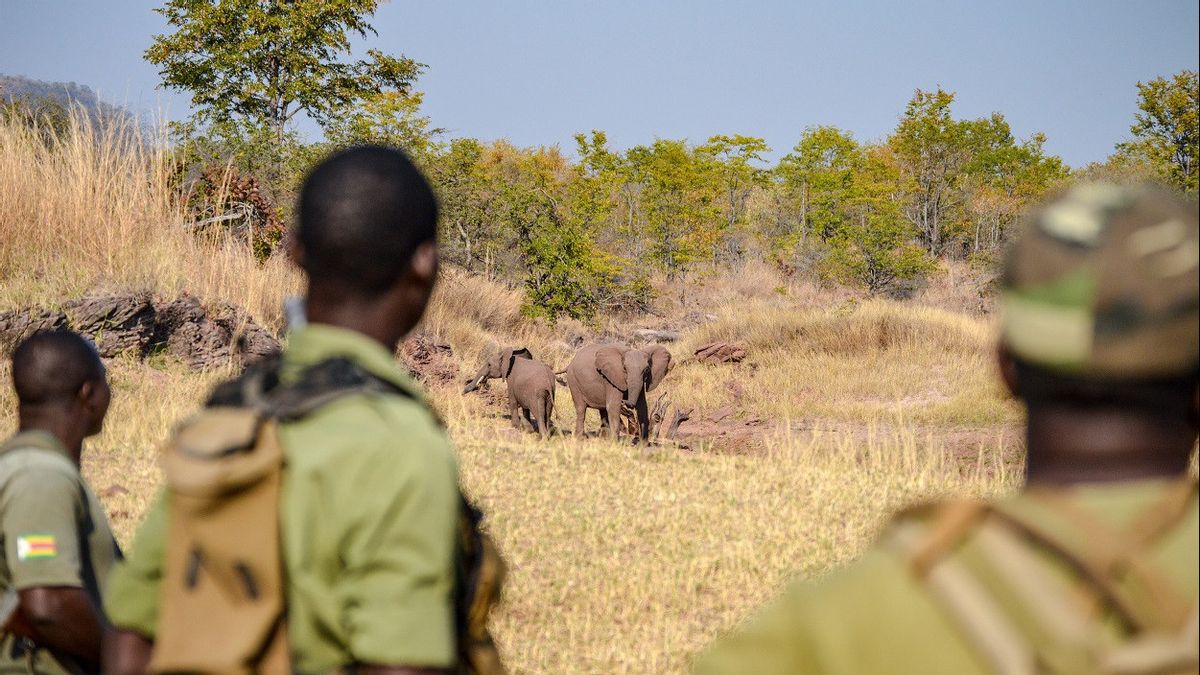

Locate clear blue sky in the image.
[1,1,1197,167]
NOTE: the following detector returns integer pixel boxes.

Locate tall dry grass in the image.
[0,109,300,325]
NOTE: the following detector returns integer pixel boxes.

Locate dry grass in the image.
[0,112,1023,674]
[0,110,301,326]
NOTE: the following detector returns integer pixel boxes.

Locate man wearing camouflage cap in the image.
[695,182,1199,674]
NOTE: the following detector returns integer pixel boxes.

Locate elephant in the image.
[565,344,671,442]
[463,346,556,439]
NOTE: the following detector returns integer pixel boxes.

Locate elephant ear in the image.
[645,345,671,391]
[595,346,627,391]
[504,347,533,377]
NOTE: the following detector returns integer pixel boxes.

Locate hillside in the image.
[0,73,134,124]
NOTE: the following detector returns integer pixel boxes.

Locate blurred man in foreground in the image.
[695,183,1199,674]
[104,146,504,674]
[1,330,119,674]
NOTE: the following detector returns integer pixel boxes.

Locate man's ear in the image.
[997,343,1020,399]
[409,241,438,287]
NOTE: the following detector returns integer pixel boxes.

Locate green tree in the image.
[1116,70,1199,192]
[699,134,770,260]
[826,146,933,293]
[624,139,719,277]
[148,0,421,145]
[890,88,973,255]
[324,91,441,159]
[775,126,862,246]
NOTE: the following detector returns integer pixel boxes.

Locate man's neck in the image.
[17,413,85,467]
[1024,405,1195,487]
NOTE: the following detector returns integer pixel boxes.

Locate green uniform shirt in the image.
[105,324,461,672]
[0,430,120,675]
[695,480,1200,674]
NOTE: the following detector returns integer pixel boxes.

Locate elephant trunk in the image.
[463,366,489,394]
[625,380,645,407]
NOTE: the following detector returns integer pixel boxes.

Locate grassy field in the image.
[0,113,1024,673]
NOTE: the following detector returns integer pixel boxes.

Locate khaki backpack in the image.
[888,480,1199,675]
[151,356,507,675]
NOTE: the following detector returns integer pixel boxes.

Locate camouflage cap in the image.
[1001,182,1199,378]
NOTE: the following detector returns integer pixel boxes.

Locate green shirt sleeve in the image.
[333,421,459,667]
[1,464,87,590]
[103,490,168,637]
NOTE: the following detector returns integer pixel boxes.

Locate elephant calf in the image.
[565,344,671,442]
[464,346,556,439]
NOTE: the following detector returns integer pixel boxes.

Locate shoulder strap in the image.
[206,356,412,422]
[891,482,1199,675]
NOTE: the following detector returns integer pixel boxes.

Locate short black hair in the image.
[297,145,439,296]
[11,330,105,407]
[1015,358,1197,419]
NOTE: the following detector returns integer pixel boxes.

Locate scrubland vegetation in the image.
[0,111,1025,673]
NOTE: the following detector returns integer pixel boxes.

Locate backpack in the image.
[151,356,507,674]
[888,480,1199,675]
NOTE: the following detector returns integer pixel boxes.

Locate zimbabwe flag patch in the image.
[17,534,57,560]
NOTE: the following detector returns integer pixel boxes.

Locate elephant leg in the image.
[572,396,587,437]
[509,390,522,430]
[522,407,536,431]
[604,388,623,441]
[536,392,550,440]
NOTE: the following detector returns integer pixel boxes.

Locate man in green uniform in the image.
[695,182,1199,674]
[1,330,119,674]
[105,146,464,673]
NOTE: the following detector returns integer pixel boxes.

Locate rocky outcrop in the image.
[401,333,459,385]
[693,341,748,364]
[0,293,280,370]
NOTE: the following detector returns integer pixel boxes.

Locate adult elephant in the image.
[565,344,671,441]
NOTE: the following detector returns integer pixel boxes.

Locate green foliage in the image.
[825,147,935,293]
[1116,70,1199,192]
[890,88,1067,256]
[624,139,721,276]
[0,95,72,147]
[698,134,771,261]
[323,91,442,159]
[775,126,863,247]
[147,0,421,141]
[147,0,434,258]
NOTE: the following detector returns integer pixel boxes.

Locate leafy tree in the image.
[699,134,770,261]
[890,88,972,255]
[426,138,498,274]
[324,91,441,159]
[624,139,719,277]
[1116,70,1199,192]
[826,146,933,293]
[775,126,862,246]
[148,0,421,145]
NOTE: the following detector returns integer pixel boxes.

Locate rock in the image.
[634,328,682,343]
[707,406,734,423]
[694,341,748,364]
[402,333,459,385]
[0,307,68,352]
[64,294,156,357]
[1,292,279,370]
[151,295,280,370]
